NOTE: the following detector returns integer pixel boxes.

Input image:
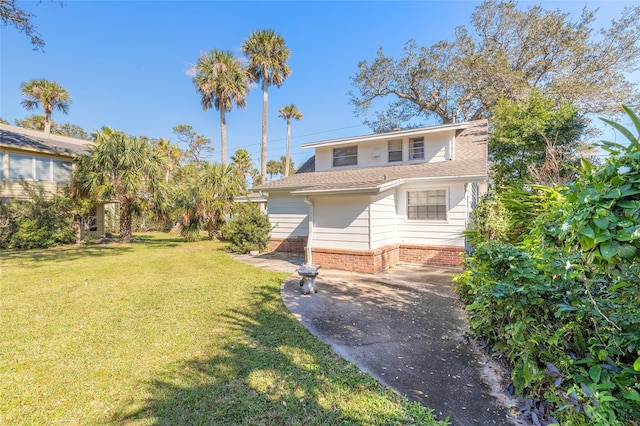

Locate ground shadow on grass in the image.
[131,234,183,247]
[112,281,436,426]
[0,244,134,267]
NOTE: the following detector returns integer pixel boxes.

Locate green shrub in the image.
[222,204,271,254]
[456,106,640,425]
[0,185,90,249]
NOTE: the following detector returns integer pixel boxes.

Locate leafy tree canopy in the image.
[489,91,588,189]
[14,114,53,131]
[54,122,89,139]
[0,0,52,50]
[350,0,640,130]
[172,124,213,166]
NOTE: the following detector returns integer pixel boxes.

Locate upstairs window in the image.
[388,140,402,162]
[409,137,424,160]
[407,189,447,221]
[333,146,357,167]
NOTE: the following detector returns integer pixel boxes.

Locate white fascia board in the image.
[401,175,487,183]
[291,179,403,196]
[300,122,469,149]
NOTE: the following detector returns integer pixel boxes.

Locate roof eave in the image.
[0,142,82,157]
[301,122,469,149]
[291,179,404,196]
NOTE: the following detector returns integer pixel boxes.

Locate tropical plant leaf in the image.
[593,217,609,230]
[600,241,619,260]
[579,226,595,239]
[600,116,639,147]
[617,244,637,259]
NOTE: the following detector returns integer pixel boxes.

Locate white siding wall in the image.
[313,133,453,172]
[396,181,467,247]
[312,195,370,250]
[370,191,397,249]
[267,192,309,239]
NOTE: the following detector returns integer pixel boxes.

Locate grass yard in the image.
[1,233,445,425]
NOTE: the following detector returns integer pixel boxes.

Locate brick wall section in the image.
[267,238,464,272]
[311,245,400,274]
[399,244,464,268]
[268,237,307,254]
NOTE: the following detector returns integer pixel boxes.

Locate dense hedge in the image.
[0,187,90,249]
[456,108,640,425]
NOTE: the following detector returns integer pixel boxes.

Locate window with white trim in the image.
[407,189,447,220]
[388,139,402,162]
[333,146,357,167]
[409,137,424,160]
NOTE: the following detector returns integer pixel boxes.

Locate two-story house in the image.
[253,119,488,274]
[0,123,105,238]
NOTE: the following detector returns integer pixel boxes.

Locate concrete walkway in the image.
[230,252,518,426]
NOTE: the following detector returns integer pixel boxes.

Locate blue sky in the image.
[1,1,638,168]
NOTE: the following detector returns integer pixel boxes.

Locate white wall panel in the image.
[267,192,309,239]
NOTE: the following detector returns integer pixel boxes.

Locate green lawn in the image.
[1,233,445,425]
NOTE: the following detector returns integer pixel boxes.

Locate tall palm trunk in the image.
[119,200,133,243]
[285,118,291,177]
[260,77,268,184]
[220,107,227,166]
[44,111,52,136]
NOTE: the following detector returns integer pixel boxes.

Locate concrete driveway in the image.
[231,253,517,425]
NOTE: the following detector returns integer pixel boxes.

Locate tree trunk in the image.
[207,217,217,240]
[285,119,291,177]
[260,77,268,184]
[119,201,133,243]
[220,107,227,167]
[44,112,52,136]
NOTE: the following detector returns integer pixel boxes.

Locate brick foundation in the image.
[398,244,464,268]
[311,245,400,274]
[267,237,464,274]
[301,243,463,274]
[268,237,307,254]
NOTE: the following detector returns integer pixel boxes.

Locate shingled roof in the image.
[255,119,488,195]
[0,123,91,157]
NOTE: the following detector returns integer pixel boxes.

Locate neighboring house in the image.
[254,120,488,274]
[0,123,105,238]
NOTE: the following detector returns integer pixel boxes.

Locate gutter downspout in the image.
[304,196,314,264]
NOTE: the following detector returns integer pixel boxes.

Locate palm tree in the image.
[191,50,248,166]
[20,79,70,136]
[172,163,244,241]
[153,138,183,183]
[201,162,244,239]
[72,128,164,243]
[231,148,254,189]
[266,159,283,180]
[278,104,303,176]
[241,29,291,184]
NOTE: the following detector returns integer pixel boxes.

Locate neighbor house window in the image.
[333,146,357,167]
[388,140,402,162]
[409,137,424,160]
[35,157,50,181]
[8,154,73,183]
[9,154,33,180]
[407,189,447,220]
[52,160,73,182]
